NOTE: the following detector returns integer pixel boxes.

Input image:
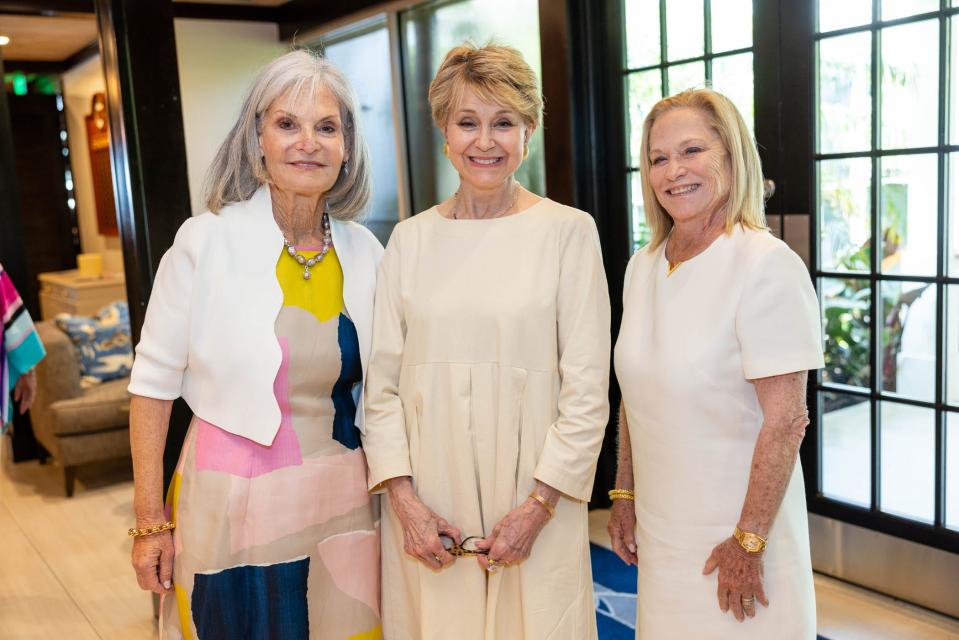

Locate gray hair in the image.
[203,49,371,220]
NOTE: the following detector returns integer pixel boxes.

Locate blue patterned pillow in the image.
[55,301,133,383]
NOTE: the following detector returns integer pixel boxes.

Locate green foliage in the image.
[823,242,872,389]
[822,180,923,396]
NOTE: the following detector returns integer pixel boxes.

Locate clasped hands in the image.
[387,476,556,572]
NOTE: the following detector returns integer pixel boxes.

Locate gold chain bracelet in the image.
[128,521,176,537]
[608,489,635,501]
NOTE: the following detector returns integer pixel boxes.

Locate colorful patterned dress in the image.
[160,246,381,640]
[1,262,45,431]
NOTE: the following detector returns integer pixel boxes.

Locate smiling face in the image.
[258,85,346,199]
[647,107,731,226]
[443,86,533,191]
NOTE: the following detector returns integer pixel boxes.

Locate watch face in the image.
[744,537,762,552]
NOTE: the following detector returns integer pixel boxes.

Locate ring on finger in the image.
[741,595,755,607]
[486,557,499,573]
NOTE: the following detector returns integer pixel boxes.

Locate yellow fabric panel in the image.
[275,246,344,323]
[165,471,182,524]
[174,583,195,640]
[347,626,383,640]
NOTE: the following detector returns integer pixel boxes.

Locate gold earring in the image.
[523,144,529,160]
[443,142,450,157]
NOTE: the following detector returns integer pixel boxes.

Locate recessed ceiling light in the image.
[0,36,10,46]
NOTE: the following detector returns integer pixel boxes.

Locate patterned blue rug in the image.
[590,544,830,639]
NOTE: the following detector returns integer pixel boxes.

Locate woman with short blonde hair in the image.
[363,42,610,639]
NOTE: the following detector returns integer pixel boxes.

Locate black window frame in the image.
[808,0,959,554]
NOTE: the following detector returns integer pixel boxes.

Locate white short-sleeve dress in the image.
[613,225,824,639]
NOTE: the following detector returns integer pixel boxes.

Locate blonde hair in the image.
[428,43,542,130]
[203,49,371,220]
[639,88,765,249]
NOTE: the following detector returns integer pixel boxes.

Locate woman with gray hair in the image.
[127,50,383,638]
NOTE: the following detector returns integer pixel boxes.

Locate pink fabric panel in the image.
[194,338,302,477]
[317,529,381,617]
[227,450,371,553]
[0,270,24,324]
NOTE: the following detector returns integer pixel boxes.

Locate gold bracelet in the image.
[608,489,635,501]
[128,521,176,537]
[528,491,555,519]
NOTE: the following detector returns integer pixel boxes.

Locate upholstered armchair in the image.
[29,320,131,496]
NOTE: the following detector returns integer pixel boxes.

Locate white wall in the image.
[61,54,123,272]
[174,19,285,215]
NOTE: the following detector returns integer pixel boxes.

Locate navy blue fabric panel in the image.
[191,557,310,640]
[331,313,362,450]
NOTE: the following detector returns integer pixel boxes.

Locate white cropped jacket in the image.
[128,186,384,445]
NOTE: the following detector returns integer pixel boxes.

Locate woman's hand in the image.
[387,477,461,570]
[475,484,557,571]
[702,536,768,621]
[12,369,37,414]
[607,499,637,565]
[131,530,175,594]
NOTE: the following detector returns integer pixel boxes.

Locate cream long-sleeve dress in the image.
[614,226,824,639]
[363,198,611,640]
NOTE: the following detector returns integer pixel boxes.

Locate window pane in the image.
[950,154,959,278]
[880,20,939,150]
[400,0,544,213]
[819,0,872,33]
[822,276,872,389]
[880,281,937,402]
[881,0,937,22]
[323,25,399,245]
[880,402,935,523]
[818,33,872,154]
[711,0,752,53]
[951,19,959,146]
[711,53,754,129]
[822,392,872,508]
[948,412,959,530]
[948,285,959,406]
[625,0,661,68]
[818,158,872,272]
[879,154,938,276]
[627,70,662,167]
[667,60,706,95]
[665,0,704,61]
[629,170,651,250]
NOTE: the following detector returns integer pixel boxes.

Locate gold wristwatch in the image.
[733,526,767,553]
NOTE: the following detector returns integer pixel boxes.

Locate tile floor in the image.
[1,439,956,640]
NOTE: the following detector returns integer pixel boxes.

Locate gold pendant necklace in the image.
[451,184,518,220]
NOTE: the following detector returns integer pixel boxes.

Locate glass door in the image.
[814,0,959,548]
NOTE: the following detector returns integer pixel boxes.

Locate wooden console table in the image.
[37,270,127,320]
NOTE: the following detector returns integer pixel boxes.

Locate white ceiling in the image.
[0,1,291,63]
[0,13,97,62]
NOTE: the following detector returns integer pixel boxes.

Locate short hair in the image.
[203,49,371,220]
[639,88,765,249]
[428,43,542,130]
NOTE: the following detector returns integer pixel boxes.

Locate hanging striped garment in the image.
[1,263,46,431]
